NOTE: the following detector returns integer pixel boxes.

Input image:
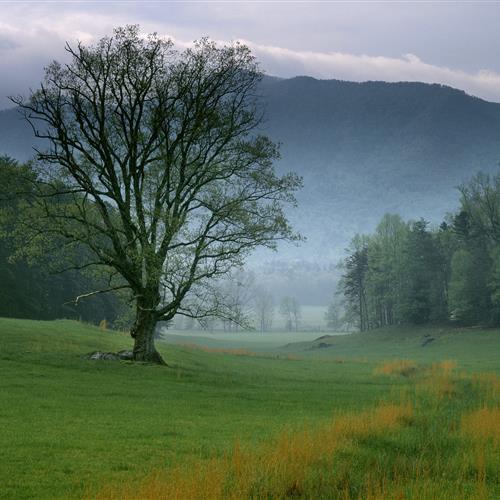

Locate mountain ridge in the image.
[2,77,500,261]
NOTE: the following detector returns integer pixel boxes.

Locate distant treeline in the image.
[339,172,500,330]
[0,156,126,325]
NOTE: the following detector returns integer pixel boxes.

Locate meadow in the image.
[0,317,499,499]
[170,304,330,335]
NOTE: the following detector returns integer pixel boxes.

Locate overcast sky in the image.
[1,1,500,109]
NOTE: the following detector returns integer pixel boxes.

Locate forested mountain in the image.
[259,77,500,260]
[2,76,500,264]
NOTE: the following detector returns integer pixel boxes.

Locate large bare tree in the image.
[14,26,301,364]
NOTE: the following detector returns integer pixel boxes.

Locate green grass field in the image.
[0,318,499,499]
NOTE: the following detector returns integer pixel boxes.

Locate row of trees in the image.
[0,156,126,324]
[173,270,302,332]
[339,173,500,330]
[1,154,304,333]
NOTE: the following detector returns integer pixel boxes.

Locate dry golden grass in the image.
[179,343,258,357]
[97,402,413,500]
[472,372,500,402]
[432,359,457,375]
[460,404,500,500]
[413,359,459,400]
[461,407,500,446]
[179,343,301,361]
[373,359,418,377]
[96,362,500,500]
[374,359,457,380]
[360,475,483,500]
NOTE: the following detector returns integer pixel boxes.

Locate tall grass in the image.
[98,362,500,500]
[462,407,500,445]
[373,359,417,377]
[97,403,413,500]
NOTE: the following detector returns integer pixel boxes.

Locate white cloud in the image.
[2,8,500,107]
[238,40,500,102]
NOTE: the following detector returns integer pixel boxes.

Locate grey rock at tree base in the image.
[84,350,134,361]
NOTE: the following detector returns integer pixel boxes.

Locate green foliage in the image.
[448,248,490,324]
[339,169,500,329]
[0,157,127,324]
[399,219,448,324]
[448,249,474,322]
[366,214,409,327]
[340,215,449,329]
[489,246,500,314]
[340,243,369,331]
[458,172,500,242]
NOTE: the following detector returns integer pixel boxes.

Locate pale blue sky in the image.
[1,1,500,108]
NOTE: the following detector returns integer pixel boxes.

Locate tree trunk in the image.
[130,307,166,365]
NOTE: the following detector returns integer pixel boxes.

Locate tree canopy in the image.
[338,172,500,330]
[13,25,301,363]
[0,156,125,323]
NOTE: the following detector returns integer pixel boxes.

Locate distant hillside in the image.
[2,77,500,262]
[259,77,500,261]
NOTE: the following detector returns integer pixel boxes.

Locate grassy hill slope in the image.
[0,319,383,498]
[280,325,500,371]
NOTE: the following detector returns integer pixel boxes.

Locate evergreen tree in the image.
[341,239,370,331]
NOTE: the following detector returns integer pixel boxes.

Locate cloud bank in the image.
[243,40,500,103]
[2,8,500,108]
